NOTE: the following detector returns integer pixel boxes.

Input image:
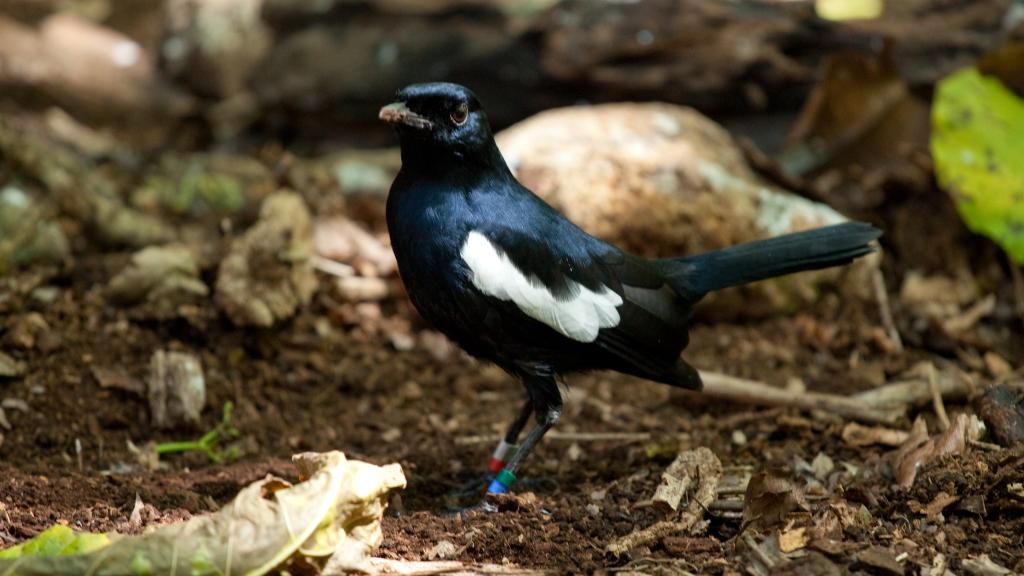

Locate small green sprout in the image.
[154,402,241,463]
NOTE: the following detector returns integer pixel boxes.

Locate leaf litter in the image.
[0,451,405,575]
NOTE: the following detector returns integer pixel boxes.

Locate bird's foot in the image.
[444,498,499,519]
[446,472,496,498]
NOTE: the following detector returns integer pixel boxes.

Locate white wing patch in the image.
[460,231,623,342]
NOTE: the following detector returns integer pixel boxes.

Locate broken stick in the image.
[872,268,904,353]
[698,371,904,425]
[853,368,977,409]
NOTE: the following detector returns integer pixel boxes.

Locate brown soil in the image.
[2,180,1023,574]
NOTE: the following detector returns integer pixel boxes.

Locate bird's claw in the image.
[447,473,496,498]
[444,498,499,518]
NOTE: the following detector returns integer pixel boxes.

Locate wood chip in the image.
[606,447,722,555]
[148,350,206,429]
[0,352,25,378]
[961,554,1012,576]
[909,491,959,521]
[778,526,809,553]
[841,422,910,447]
[652,447,717,514]
[92,366,146,396]
[855,546,905,576]
[983,351,1013,379]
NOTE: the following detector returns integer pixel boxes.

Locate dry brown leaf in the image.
[91,366,146,396]
[743,466,806,530]
[0,452,406,575]
[854,546,905,576]
[889,413,985,487]
[652,447,718,514]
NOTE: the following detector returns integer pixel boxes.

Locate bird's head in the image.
[379,83,495,160]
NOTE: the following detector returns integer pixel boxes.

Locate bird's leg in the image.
[485,399,533,474]
[448,399,533,499]
[487,382,562,494]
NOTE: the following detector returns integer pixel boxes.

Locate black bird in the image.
[380,83,881,496]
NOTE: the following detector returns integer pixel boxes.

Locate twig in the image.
[927,363,951,431]
[455,431,651,445]
[968,439,1004,452]
[311,255,355,278]
[873,268,903,353]
[698,371,904,424]
[943,294,996,334]
[606,447,722,554]
[854,369,976,408]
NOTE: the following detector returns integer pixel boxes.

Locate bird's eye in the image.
[450,103,469,126]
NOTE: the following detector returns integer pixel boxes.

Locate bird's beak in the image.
[379,102,434,130]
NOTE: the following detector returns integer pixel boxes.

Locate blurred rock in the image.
[0,114,176,248]
[776,47,932,213]
[132,152,274,218]
[107,244,209,319]
[335,276,390,303]
[2,0,1013,144]
[0,12,194,131]
[0,352,25,378]
[0,186,71,273]
[163,0,271,99]
[313,216,396,277]
[899,271,979,320]
[326,150,401,198]
[90,193,179,248]
[215,190,316,327]
[496,103,878,319]
[976,384,1024,447]
[148,349,205,429]
[250,7,525,130]
[2,312,50,350]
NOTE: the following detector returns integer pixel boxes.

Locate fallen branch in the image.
[698,371,904,425]
[853,369,977,409]
[606,448,722,555]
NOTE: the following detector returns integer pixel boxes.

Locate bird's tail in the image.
[663,222,881,299]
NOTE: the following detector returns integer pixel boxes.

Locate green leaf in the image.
[931,68,1024,264]
[0,525,110,559]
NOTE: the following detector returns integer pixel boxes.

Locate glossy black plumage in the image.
[381,82,881,493]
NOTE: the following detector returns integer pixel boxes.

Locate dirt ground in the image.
[1,170,1023,574]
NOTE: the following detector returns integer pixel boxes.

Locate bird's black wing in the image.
[590,250,702,389]
[473,224,700,389]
